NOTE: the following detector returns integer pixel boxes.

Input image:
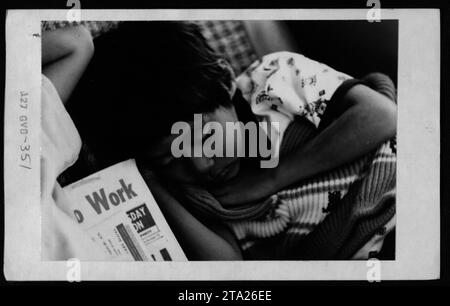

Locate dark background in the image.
[285,20,398,86]
[286,20,399,260]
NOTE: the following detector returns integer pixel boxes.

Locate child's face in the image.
[147,105,242,186]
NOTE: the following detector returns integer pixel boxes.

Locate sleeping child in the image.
[48,21,397,260]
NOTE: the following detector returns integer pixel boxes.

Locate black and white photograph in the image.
[3,8,441,282]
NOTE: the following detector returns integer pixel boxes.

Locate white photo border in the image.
[4,9,440,280]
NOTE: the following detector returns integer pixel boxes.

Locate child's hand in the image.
[210,168,278,207]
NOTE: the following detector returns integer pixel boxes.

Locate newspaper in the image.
[63,159,187,261]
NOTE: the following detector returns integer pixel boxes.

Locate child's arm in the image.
[42,25,94,104]
[273,84,397,187]
[214,84,397,206]
[145,175,243,260]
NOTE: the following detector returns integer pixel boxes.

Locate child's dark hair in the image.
[68,21,235,167]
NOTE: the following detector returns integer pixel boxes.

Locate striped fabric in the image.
[225,70,397,260]
[229,135,396,259]
[170,52,397,259]
[362,72,397,102]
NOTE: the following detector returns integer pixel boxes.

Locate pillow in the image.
[193,20,258,75]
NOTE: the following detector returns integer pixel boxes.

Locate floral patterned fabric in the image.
[235,51,352,157]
